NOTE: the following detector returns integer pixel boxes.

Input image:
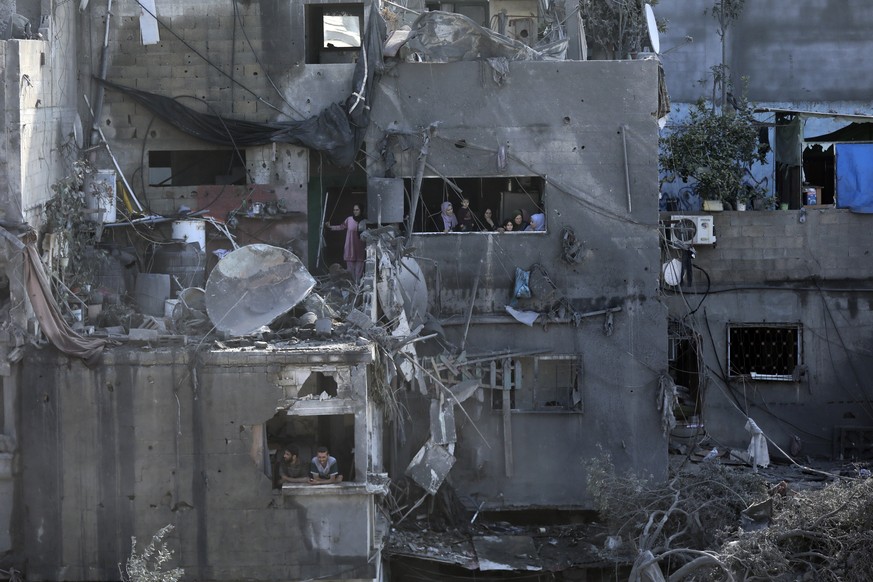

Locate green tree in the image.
[660,86,768,205]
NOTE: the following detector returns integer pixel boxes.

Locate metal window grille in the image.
[727,324,802,381]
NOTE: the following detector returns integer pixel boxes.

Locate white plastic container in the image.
[171,219,206,251]
[83,169,117,223]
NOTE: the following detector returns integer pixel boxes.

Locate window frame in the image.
[487,355,584,413]
[726,322,803,382]
[305,3,364,64]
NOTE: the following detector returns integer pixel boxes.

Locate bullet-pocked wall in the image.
[662,209,873,461]
[78,1,360,259]
[367,60,668,509]
[17,345,381,581]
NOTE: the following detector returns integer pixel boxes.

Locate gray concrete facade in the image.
[661,209,873,461]
[3,0,670,578]
[656,0,873,108]
[17,344,381,581]
[368,60,668,508]
[652,1,873,461]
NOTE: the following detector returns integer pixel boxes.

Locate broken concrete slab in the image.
[405,441,455,495]
[472,535,542,571]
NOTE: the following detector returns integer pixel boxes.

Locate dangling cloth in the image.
[745,417,770,468]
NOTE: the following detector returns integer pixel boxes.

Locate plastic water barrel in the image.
[171,220,206,251]
[147,242,206,293]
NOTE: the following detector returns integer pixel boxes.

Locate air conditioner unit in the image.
[669,215,716,245]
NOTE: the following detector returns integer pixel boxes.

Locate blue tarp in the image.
[836,143,873,213]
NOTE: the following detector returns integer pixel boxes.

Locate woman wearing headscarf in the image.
[325,204,366,282]
[525,212,546,231]
[440,201,458,232]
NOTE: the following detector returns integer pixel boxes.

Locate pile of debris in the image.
[589,453,873,581]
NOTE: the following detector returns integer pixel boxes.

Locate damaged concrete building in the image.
[0,0,666,579]
[654,1,873,467]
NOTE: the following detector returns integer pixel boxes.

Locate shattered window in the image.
[727,324,802,381]
[488,358,518,410]
[529,356,583,412]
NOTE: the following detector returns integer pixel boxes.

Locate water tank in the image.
[147,242,206,294]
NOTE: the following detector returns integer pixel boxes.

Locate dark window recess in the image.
[425,1,489,27]
[148,150,246,186]
[299,372,339,398]
[668,323,702,425]
[407,176,545,233]
[305,3,364,64]
[487,356,582,413]
[728,324,802,381]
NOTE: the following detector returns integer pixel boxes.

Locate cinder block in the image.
[819,210,849,225]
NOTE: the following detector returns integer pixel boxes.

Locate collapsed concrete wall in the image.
[17,344,381,581]
[662,209,873,460]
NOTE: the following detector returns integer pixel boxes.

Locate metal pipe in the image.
[88,0,113,151]
[621,125,632,213]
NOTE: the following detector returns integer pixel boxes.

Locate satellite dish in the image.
[662,259,683,287]
[644,4,660,55]
[205,244,316,336]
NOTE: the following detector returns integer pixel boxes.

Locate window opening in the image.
[727,323,802,381]
[298,371,339,399]
[486,356,583,412]
[405,176,545,233]
[668,322,702,426]
[305,3,364,64]
[264,411,357,486]
[148,149,246,186]
[425,1,489,27]
[531,356,583,411]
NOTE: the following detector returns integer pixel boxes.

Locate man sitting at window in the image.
[310,446,343,484]
[277,444,309,485]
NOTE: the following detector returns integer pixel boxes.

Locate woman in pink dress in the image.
[325,204,366,282]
